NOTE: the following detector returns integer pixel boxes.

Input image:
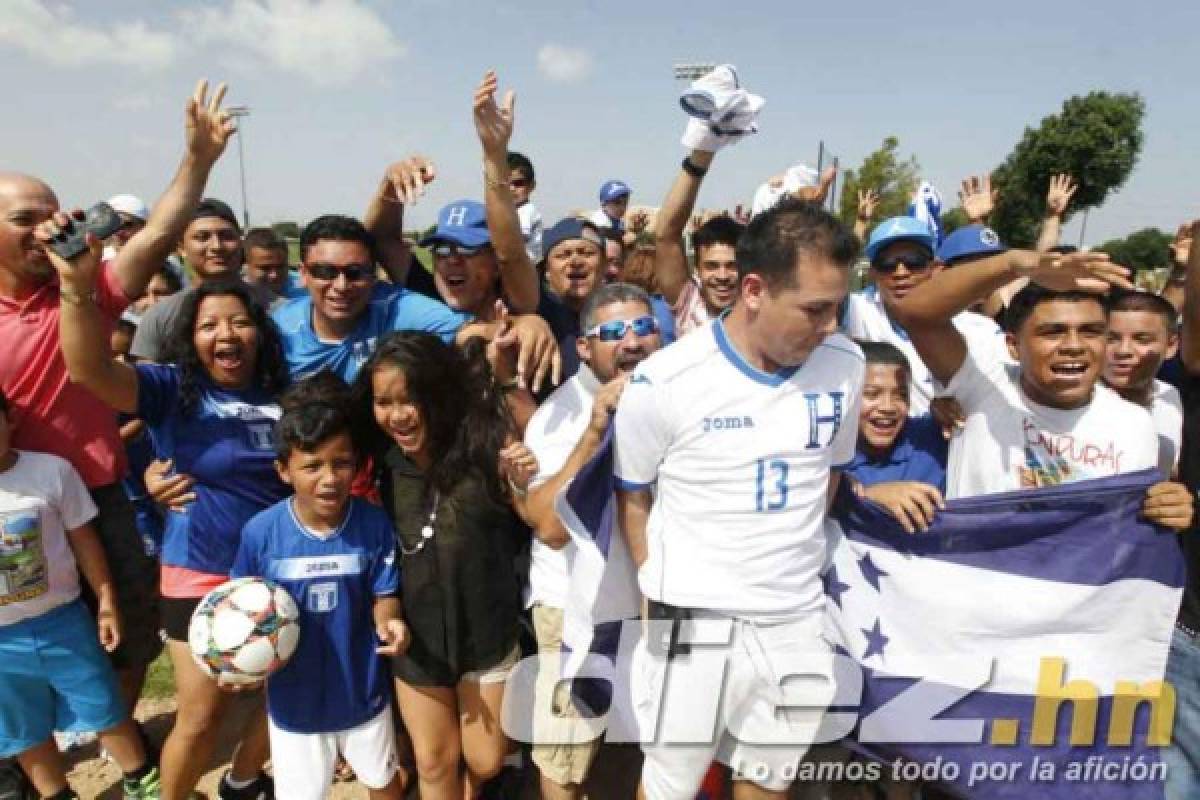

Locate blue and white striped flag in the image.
[908,181,944,246]
[826,470,1183,798]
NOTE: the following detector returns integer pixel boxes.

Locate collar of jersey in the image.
[713,314,799,387]
[287,496,353,541]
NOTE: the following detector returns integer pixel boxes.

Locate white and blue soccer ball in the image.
[188,577,301,685]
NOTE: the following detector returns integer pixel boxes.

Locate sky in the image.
[0,0,1194,246]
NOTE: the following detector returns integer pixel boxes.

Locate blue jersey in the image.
[845,413,948,492]
[232,497,399,733]
[136,364,289,577]
[272,283,469,383]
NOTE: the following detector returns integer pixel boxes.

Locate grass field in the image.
[143,650,176,699]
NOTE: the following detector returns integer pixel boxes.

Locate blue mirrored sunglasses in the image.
[586,315,659,342]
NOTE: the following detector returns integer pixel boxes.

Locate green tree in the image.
[839,137,920,229]
[940,207,970,236]
[990,92,1145,247]
[1094,227,1172,271]
[271,220,301,239]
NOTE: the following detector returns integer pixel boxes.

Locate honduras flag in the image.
[825,470,1182,799]
[908,181,945,246]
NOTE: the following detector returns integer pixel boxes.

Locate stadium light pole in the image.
[227,105,251,229]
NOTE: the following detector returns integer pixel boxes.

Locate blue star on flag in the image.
[858,552,889,591]
[862,618,889,660]
[823,566,850,609]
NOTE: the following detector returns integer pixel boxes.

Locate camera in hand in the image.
[49,202,124,260]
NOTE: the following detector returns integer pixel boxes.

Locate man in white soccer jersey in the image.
[614,197,864,800]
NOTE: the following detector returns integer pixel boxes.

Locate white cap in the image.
[750,164,819,217]
[106,194,149,221]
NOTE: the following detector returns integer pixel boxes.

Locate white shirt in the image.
[523,366,603,610]
[517,202,543,263]
[842,288,1009,416]
[943,351,1158,500]
[614,320,863,620]
[588,209,623,234]
[1150,379,1183,478]
[0,451,98,625]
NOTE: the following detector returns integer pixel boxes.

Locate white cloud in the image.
[0,0,177,69]
[536,44,593,84]
[179,0,405,88]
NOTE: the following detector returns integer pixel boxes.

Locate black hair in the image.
[192,198,241,231]
[299,215,378,264]
[0,387,7,417]
[352,332,514,502]
[856,339,912,376]
[275,402,355,463]
[115,316,137,336]
[243,227,288,256]
[735,197,859,288]
[692,215,744,255]
[579,282,654,330]
[1105,288,1178,331]
[1005,284,1107,335]
[506,152,535,184]
[152,266,182,294]
[164,279,291,417]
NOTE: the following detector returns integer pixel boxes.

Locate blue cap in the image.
[598,180,631,203]
[865,216,936,262]
[937,224,1006,265]
[419,200,490,248]
[542,217,605,262]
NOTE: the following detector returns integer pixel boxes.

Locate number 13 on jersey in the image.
[755,458,789,512]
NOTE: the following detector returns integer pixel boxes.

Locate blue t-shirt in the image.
[845,413,948,492]
[650,295,677,347]
[232,497,400,733]
[136,364,289,577]
[272,283,469,383]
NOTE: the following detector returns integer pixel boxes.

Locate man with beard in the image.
[520,282,663,800]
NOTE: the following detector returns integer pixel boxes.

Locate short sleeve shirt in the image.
[0,262,131,487]
[844,414,948,492]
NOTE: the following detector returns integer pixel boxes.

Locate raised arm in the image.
[654,149,714,304]
[1181,221,1200,372]
[1163,222,1191,317]
[113,79,235,300]
[853,188,879,242]
[40,224,139,413]
[958,174,996,225]
[1034,173,1077,252]
[364,156,435,285]
[474,71,539,314]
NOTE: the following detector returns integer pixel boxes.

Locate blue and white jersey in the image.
[232,497,399,734]
[841,287,1008,416]
[272,282,470,383]
[613,319,863,620]
[136,364,288,577]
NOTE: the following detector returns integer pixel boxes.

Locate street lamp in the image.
[227,105,251,229]
[672,63,716,81]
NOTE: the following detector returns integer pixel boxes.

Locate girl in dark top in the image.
[353,332,536,800]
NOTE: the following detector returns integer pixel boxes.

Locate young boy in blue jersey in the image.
[231,388,408,800]
[0,389,162,800]
[844,341,948,533]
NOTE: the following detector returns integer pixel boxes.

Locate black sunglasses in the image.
[306,262,374,282]
[872,252,934,273]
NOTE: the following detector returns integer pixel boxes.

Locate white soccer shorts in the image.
[268,705,399,799]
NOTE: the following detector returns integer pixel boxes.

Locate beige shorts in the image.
[462,642,521,684]
[529,604,603,786]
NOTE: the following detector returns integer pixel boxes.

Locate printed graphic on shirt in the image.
[1018,418,1124,489]
[0,510,46,605]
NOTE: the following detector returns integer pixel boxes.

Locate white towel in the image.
[678,64,765,152]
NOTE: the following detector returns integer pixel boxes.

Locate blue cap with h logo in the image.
[419,199,491,249]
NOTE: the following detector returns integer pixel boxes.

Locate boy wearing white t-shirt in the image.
[615,198,863,800]
[0,390,162,800]
[889,248,1193,530]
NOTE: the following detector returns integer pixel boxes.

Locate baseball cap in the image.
[418,200,491,249]
[192,198,240,231]
[106,194,149,222]
[937,224,1007,266]
[542,217,604,262]
[598,180,632,204]
[865,217,936,263]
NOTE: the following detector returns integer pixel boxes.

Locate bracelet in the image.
[484,171,509,191]
[681,157,707,178]
[59,288,95,306]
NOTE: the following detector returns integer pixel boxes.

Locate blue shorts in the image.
[0,599,127,758]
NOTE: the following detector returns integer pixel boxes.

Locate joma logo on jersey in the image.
[702,416,755,432]
[304,560,343,575]
[804,392,844,449]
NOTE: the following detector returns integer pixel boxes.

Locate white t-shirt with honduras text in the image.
[943,351,1158,500]
[614,320,863,621]
[842,288,1009,416]
[0,451,97,625]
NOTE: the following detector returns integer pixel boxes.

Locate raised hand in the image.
[794,165,837,204]
[1018,250,1132,293]
[185,79,236,167]
[1171,222,1193,269]
[959,174,997,223]
[380,156,436,206]
[856,188,880,223]
[1045,173,1078,217]
[34,211,103,292]
[473,70,515,160]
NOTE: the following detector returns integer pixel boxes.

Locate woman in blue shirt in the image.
[53,244,289,800]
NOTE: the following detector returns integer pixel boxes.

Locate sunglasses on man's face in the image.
[432,243,488,258]
[586,315,659,342]
[872,252,934,273]
[509,178,530,189]
[306,262,374,282]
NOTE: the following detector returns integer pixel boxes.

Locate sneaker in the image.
[122,765,162,800]
[217,771,274,800]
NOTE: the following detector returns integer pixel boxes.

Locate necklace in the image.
[399,491,439,556]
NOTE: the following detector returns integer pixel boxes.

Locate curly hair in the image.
[352,332,514,503]
[163,280,290,417]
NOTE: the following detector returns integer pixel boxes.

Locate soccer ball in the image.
[188,577,301,685]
